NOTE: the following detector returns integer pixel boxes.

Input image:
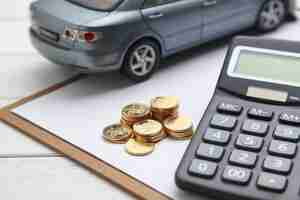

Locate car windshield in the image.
[67,0,124,11]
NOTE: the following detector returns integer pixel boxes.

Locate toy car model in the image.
[30,0,296,81]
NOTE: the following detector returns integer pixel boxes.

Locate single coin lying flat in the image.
[103,124,132,144]
[125,139,155,156]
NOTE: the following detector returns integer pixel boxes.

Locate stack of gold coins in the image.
[102,124,133,144]
[164,116,194,140]
[121,103,151,127]
[133,119,166,144]
[150,96,179,122]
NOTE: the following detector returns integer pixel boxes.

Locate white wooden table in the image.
[1,1,299,200]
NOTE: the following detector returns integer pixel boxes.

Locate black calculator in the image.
[176,36,300,200]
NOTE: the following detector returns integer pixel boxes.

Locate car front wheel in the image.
[121,40,160,82]
[257,0,287,32]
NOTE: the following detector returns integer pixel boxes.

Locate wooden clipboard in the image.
[0,74,171,200]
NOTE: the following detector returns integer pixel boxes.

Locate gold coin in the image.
[125,139,155,156]
[133,119,163,137]
[151,96,179,110]
[164,116,193,133]
[122,103,150,119]
[103,124,132,144]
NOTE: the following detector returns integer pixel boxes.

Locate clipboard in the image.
[0,75,171,200]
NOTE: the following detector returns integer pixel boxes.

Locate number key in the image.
[210,114,237,131]
[242,119,269,136]
[274,125,300,142]
[222,166,252,185]
[189,159,218,178]
[263,156,292,174]
[203,128,231,145]
[196,143,225,161]
[229,150,258,168]
[268,140,297,158]
[236,134,264,151]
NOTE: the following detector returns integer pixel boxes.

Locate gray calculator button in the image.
[189,159,218,178]
[274,125,300,142]
[242,119,269,136]
[248,108,273,121]
[268,140,297,158]
[236,134,264,151]
[257,172,287,192]
[217,103,242,115]
[280,112,300,125]
[263,156,292,174]
[229,150,257,168]
[196,143,225,161]
[222,166,252,185]
[203,128,231,145]
[210,114,237,131]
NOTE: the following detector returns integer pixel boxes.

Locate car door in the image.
[141,0,204,51]
[201,0,258,42]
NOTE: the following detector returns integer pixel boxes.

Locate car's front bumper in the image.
[30,29,122,72]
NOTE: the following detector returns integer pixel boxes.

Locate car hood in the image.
[31,0,110,27]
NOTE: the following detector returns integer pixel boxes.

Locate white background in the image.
[0,1,300,200]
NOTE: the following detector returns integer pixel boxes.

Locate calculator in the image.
[176,36,300,200]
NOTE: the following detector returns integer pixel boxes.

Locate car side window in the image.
[143,0,176,8]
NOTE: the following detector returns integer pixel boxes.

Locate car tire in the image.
[256,0,287,32]
[121,40,161,82]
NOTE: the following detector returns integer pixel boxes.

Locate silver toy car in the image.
[30,0,296,81]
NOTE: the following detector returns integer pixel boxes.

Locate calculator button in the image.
[203,128,231,145]
[229,150,258,168]
[263,156,292,174]
[210,114,237,131]
[235,134,264,151]
[268,140,297,158]
[274,125,300,142]
[248,108,273,121]
[189,159,218,178]
[241,120,269,136]
[280,112,300,125]
[222,166,252,185]
[217,103,242,115]
[196,143,225,161]
[257,172,287,192]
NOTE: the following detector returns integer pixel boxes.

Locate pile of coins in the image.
[102,96,194,156]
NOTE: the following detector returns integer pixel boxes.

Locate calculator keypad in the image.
[188,101,300,195]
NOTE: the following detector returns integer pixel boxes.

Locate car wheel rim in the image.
[129,45,156,76]
[260,0,285,30]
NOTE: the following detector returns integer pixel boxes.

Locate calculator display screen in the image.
[228,46,300,87]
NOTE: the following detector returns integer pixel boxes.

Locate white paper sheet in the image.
[14,21,300,200]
